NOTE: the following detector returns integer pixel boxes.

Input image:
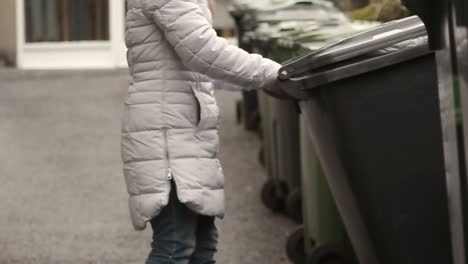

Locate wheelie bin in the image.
[286,114,354,264]
[278,16,453,264]
[265,91,302,222]
[230,0,349,132]
[269,18,379,222]
[250,20,335,221]
[254,18,378,222]
[260,32,330,223]
[403,1,468,262]
[244,25,285,180]
[274,27,381,264]
[267,32,331,225]
[244,22,302,215]
[236,0,350,135]
[230,8,261,131]
[273,23,377,264]
[246,26,303,221]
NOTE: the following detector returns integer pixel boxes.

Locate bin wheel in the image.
[258,145,265,167]
[286,188,303,224]
[307,244,349,264]
[261,179,288,212]
[236,100,242,124]
[286,226,306,264]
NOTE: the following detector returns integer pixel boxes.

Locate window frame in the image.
[16,0,127,69]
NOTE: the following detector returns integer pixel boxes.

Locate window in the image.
[24,0,109,43]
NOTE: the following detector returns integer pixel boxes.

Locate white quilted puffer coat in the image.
[122,0,281,230]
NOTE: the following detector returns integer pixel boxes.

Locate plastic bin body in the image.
[229,0,347,132]
[300,115,352,258]
[283,27,360,263]
[253,18,372,217]
[251,42,275,179]
[251,35,302,214]
[250,5,377,216]
[280,17,454,264]
[264,39,302,199]
[250,32,306,218]
[402,2,468,263]
[263,22,377,200]
[258,92,274,177]
[271,98,301,192]
[230,10,260,131]
[283,25,379,261]
[232,0,357,131]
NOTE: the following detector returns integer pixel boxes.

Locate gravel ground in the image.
[0,70,296,264]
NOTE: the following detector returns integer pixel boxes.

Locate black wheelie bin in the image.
[278,16,453,264]
[403,1,468,262]
[230,8,261,131]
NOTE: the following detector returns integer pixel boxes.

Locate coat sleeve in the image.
[143,0,281,90]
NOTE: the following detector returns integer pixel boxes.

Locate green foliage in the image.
[345,0,410,22]
[346,3,380,20]
[327,0,369,11]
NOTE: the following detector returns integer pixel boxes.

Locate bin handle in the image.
[278,16,426,80]
[401,0,448,50]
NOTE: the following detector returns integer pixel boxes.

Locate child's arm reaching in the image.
[142,0,281,91]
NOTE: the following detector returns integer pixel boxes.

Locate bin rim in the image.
[277,40,431,100]
[278,16,427,81]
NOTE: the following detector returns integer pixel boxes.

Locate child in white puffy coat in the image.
[124,0,286,263]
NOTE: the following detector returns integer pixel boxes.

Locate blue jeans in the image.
[146,182,218,264]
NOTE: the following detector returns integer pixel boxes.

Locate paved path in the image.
[0,70,296,264]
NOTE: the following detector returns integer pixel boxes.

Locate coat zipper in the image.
[162,128,173,180]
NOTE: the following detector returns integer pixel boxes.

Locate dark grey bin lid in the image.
[278,16,430,97]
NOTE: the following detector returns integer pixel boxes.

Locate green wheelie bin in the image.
[253,17,378,223]
[249,20,335,221]
[230,0,349,132]
[249,27,302,220]
[278,16,453,264]
[286,114,354,264]
[273,25,378,264]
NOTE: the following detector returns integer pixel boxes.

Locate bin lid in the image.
[278,16,428,82]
